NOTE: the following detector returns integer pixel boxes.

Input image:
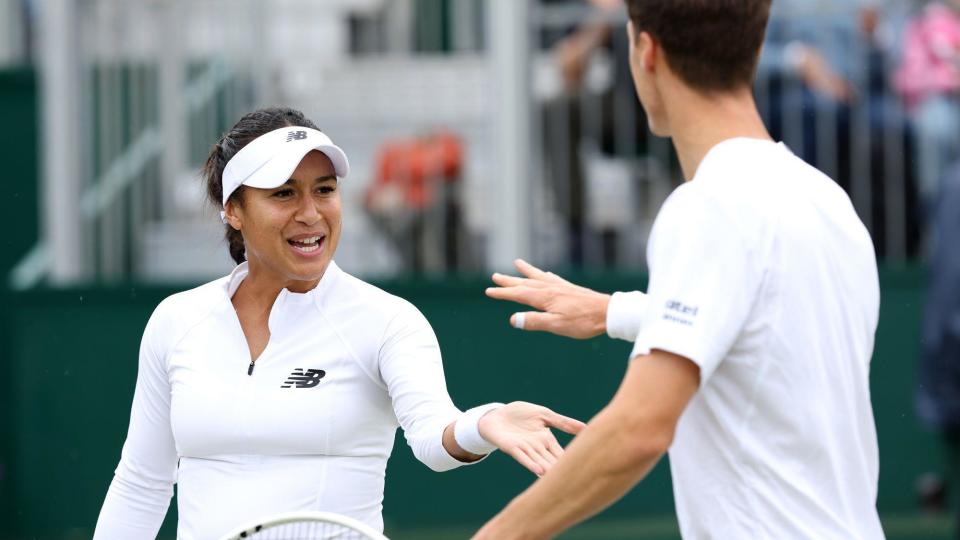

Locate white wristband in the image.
[454,403,504,455]
[606,291,648,342]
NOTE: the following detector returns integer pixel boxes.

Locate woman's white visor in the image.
[221,126,350,207]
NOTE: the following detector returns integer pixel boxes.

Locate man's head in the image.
[625,0,772,134]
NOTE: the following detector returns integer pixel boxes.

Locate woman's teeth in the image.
[290,236,322,252]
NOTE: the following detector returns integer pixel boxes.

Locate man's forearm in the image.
[473,400,667,539]
[473,351,700,540]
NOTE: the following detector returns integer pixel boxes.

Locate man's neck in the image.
[664,84,772,181]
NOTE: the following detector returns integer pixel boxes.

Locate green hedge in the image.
[0,267,935,539]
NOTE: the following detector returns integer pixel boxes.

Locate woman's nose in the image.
[295,196,321,224]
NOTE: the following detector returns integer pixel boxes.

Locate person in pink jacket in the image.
[895,0,960,205]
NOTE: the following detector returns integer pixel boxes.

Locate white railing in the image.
[10,0,261,289]
[13,0,922,290]
[528,2,920,269]
[0,0,26,67]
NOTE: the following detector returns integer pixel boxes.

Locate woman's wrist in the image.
[455,403,505,455]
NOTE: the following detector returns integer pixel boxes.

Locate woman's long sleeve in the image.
[94,309,178,539]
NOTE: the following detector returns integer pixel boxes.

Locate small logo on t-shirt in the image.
[664,300,698,326]
[281,368,326,389]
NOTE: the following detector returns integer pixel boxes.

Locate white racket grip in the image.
[454,403,505,455]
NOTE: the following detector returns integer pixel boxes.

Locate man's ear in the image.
[627,22,657,74]
[638,30,657,72]
[224,199,242,230]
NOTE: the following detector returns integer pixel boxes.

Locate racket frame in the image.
[219,511,390,540]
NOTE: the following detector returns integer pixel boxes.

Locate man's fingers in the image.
[513,258,543,277]
[543,271,570,285]
[486,285,539,306]
[491,272,526,288]
[510,311,562,332]
[492,271,552,289]
[488,286,551,313]
[546,411,587,435]
[486,285,524,302]
[515,258,568,285]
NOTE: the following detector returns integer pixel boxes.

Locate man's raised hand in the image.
[485,259,611,340]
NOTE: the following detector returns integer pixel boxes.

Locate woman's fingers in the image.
[537,409,587,435]
[502,424,577,475]
[535,444,559,470]
[509,445,545,477]
[545,411,587,435]
[508,438,555,477]
[525,443,555,475]
[545,434,565,461]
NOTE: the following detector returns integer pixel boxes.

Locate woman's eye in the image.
[273,189,294,198]
[318,186,336,194]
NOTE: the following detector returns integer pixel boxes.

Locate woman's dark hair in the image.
[203,107,321,264]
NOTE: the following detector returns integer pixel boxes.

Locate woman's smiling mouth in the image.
[288,234,326,255]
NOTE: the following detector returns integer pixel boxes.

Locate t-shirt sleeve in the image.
[378,302,465,472]
[94,305,179,539]
[630,187,766,385]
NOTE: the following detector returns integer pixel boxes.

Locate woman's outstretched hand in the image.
[478,401,586,476]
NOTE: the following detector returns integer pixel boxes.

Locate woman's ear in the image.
[224,199,242,231]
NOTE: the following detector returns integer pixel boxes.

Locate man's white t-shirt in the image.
[623,138,883,538]
[94,261,475,540]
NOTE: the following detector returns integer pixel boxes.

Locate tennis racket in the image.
[219,511,390,540]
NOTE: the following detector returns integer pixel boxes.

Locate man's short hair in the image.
[626,0,772,92]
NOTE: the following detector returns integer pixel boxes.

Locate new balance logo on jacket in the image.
[281,368,326,388]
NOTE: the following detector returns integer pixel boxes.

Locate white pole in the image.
[486,0,532,270]
[159,0,187,215]
[0,0,22,66]
[251,0,272,106]
[40,0,86,283]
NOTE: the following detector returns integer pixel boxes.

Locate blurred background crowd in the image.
[2,0,960,538]
[2,0,958,279]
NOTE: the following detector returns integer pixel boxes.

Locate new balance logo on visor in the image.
[285,130,308,142]
[281,368,326,389]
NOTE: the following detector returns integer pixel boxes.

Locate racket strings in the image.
[241,521,371,540]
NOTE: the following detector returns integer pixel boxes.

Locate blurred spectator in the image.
[541,0,923,263]
[917,162,960,534]
[759,0,860,144]
[541,0,648,268]
[895,0,960,207]
[759,0,883,174]
[17,0,34,63]
[363,132,466,274]
[760,0,920,257]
